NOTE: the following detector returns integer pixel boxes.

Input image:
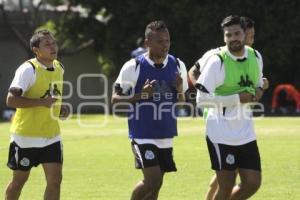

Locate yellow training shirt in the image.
[11,58,64,138]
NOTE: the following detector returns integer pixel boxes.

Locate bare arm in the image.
[188,65,200,87]
[174,73,185,102]
[6,87,57,108]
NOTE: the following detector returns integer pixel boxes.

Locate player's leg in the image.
[142,172,164,200]
[214,170,236,200]
[146,146,176,200]
[231,169,261,200]
[131,166,163,200]
[5,170,30,200]
[131,142,163,200]
[204,174,218,200]
[42,163,63,200]
[206,137,237,200]
[40,141,63,200]
[5,142,34,200]
[206,170,239,200]
[231,140,261,199]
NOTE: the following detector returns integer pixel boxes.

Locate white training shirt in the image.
[9,59,63,148]
[196,46,263,145]
[196,47,223,73]
[115,52,188,148]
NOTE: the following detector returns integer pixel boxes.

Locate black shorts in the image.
[7,141,63,171]
[206,137,261,171]
[131,140,177,172]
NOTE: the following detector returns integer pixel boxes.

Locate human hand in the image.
[59,105,70,120]
[174,72,183,93]
[255,88,264,101]
[262,77,269,90]
[141,79,156,98]
[42,96,57,108]
[239,92,255,103]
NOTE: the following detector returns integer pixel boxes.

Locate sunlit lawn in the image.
[0,115,299,199]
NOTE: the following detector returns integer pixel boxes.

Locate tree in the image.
[2,0,300,90]
[0,0,95,57]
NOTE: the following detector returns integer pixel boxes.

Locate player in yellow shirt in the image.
[5,29,69,200]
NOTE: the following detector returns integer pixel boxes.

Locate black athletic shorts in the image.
[131,140,177,172]
[7,141,63,171]
[206,137,261,171]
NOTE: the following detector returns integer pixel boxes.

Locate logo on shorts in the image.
[20,157,30,167]
[226,154,235,165]
[144,150,155,160]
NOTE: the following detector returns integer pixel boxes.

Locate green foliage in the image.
[46,0,300,88]
[36,20,57,35]
[44,0,65,6]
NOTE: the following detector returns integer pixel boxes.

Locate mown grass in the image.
[0,116,299,199]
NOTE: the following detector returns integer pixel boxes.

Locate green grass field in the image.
[0,115,299,199]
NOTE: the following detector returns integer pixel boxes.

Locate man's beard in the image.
[229,41,244,52]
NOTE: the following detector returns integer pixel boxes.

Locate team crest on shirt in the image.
[226,154,235,165]
[20,157,30,167]
[145,150,155,160]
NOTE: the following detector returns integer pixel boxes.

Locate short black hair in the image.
[241,16,255,29]
[30,29,54,51]
[145,20,168,39]
[221,15,246,31]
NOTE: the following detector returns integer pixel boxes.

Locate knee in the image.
[46,173,62,188]
[242,176,261,192]
[208,176,218,189]
[13,175,29,187]
[8,181,26,191]
[218,184,234,193]
[218,181,235,195]
[144,176,163,191]
[7,176,28,192]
